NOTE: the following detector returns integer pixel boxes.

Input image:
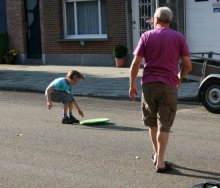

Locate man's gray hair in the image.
[154,7,173,23]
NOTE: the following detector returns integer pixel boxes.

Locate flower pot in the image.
[5,55,16,64]
[115,58,125,67]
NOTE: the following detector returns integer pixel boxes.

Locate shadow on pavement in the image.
[169,164,220,182]
[80,123,147,132]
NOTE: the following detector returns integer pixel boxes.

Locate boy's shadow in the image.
[80,123,147,132]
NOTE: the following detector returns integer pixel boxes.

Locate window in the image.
[63,0,107,39]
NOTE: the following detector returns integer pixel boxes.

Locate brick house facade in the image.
[6,0,132,66]
[7,1,218,66]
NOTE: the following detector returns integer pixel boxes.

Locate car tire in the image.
[200,79,220,114]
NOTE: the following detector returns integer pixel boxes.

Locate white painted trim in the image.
[132,0,139,51]
[74,2,78,35]
[63,0,106,39]
[156,0,159,9]
[64,34,108,39]
[66,0,96,2]
[132,0,154,51]
[42,54,46,64]
[98,0,102,34]
[63,2,67,38]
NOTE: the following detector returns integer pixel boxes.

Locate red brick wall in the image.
[39,0,45,54]
[106,0,127,46]
[6,0,26,54]
[43,0,127,54]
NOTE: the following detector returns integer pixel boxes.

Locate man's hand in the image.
[47,101,53,110]
[177,78,181,88]
[178,56,192,83]
[129,84,138,101]
[129,55,142,101]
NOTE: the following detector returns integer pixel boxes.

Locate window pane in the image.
[101,0,107,34]
[77,1,99,34]
[139,0,152,35]
[27,0,37,10]
[66,2,75,35]
[27,13,34,26]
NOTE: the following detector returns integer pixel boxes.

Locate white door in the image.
[132,0,154,51]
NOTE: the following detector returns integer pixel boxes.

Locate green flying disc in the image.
[80,118,109,125]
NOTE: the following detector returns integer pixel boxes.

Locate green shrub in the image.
[113,44,128,58]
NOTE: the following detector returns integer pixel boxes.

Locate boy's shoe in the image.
[62,116,73,124]
[69,115,80,123]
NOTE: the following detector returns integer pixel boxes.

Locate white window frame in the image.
[63,0,107,39]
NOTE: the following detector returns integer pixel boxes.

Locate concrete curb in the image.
[178,96,197,103]
[0,86,198,103]
[0,64,200,104]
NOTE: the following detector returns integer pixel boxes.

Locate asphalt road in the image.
[0,91,219,188]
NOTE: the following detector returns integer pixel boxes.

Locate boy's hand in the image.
[47,101,53,110]
[78,110,84,117]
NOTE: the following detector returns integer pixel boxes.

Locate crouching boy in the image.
[45,70,85,124]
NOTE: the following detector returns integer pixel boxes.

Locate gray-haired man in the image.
[129,7,191,173]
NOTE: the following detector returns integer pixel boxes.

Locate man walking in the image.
[129,7,192,173]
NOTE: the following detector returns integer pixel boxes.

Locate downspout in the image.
[151,0,154,16]
[156,0,159,9]
[125,0,133,66]
[184,0,186,38]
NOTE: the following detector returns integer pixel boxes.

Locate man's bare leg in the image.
[156,131,169,169]
[149,126,158,162]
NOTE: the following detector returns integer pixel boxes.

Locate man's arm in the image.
[129,55,143,101]
[178,56,192,87]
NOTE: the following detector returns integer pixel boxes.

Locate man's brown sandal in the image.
[156,162,172,173]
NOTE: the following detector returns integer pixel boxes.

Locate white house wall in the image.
[186,0,220,57]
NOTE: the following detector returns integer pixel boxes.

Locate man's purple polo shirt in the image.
[133,27,190,87]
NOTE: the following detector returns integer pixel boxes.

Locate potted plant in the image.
[3,49,18,64]
[113,44,128,67]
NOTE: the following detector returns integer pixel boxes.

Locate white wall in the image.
[186,0,220,57]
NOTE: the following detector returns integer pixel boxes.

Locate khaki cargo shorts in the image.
[142,82,178,133]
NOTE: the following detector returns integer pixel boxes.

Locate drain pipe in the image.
[184,0,186,38]
[156,0,159,9]
[151,0,154,16]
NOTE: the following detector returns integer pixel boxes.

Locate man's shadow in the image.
[166,163,220,182]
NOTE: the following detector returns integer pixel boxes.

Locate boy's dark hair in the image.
[67,70,85,80]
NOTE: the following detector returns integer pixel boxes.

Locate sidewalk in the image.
[0,64,200,102]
